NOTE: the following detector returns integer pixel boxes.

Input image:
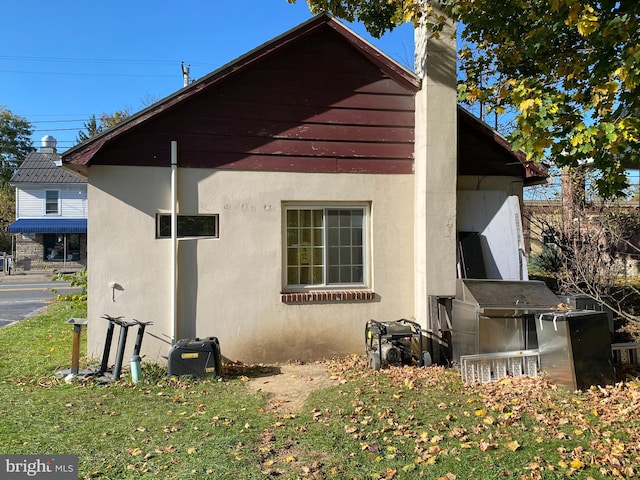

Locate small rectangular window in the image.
[156,214,219,238]
[45,190,59,215]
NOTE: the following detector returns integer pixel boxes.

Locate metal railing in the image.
[460,349,539,384]
[460,343,640,384]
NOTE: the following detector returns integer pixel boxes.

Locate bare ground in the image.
[243,362,338,414]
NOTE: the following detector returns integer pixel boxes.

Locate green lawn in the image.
[1,301,639,479]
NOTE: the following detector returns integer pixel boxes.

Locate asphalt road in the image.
[0,279,80,328]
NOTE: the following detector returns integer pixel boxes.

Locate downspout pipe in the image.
[171,141,178,345]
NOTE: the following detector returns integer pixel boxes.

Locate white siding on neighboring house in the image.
[16,185,87,219]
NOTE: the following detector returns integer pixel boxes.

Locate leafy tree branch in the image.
[289,0,640,198]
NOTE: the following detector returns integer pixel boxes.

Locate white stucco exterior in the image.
[413,7,458,330]
[87,166,415,364]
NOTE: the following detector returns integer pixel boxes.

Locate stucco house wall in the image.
[64,13,546,367]
[87,167,414,363]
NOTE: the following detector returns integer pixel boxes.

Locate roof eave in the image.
[458,106,549,183]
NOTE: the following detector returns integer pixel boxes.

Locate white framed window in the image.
[156,214,219,238]
[45,190,60,215]
[285,205,368,288]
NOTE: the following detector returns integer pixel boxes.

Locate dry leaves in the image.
[320,356,640,478]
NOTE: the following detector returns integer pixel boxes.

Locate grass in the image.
[1,301,640,479]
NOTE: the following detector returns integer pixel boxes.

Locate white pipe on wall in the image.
[171,141,178,345]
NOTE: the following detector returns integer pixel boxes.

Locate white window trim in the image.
[44,190,60,216]
[283,203,371,291]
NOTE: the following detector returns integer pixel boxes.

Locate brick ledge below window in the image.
[281,290,376,304]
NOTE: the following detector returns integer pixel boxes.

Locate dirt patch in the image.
[244,362,337,414]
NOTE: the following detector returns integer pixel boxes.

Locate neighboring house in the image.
[62,14,546,365]
[8,136,87,273]
[523,199,640,276]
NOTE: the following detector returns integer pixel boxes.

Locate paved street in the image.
[0,278,80,328]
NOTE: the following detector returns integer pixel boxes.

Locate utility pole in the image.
[181,62,191,87]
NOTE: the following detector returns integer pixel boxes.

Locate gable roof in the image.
[62,13,420,177]
[11,150,85,185]
[60,13,546,185]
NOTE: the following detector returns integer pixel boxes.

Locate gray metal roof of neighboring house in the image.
[10,151,86,185]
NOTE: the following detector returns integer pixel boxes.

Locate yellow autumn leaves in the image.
[567,4,600,37]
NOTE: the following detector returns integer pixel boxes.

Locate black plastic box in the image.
[168,337,221,378]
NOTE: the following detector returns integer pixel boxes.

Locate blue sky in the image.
[1,0,414,152]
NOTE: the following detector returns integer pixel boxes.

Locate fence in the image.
[612,342,640,366]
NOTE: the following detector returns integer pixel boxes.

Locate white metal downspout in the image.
[171,141,178,345]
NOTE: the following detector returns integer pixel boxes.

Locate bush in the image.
[529,245,563,274]
[51,268,87,306]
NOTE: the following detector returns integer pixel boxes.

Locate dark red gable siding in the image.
[457,107,547,184]
[90,26,416,174]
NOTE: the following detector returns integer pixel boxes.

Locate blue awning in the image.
[7,219,87,234]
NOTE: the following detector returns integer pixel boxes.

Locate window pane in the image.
[340,266,352,283]
[287,229,299,246]
[327,227,339,245]
[300,210,311,228]
[43,234,61,261]
[299,267,311,284]
[288,267,299,285]
[352,266,364,283]
[68,234,80,250]
[352,228,363,246]
[339,210,352,227]
[287,248,299,266]
[327,210,339,228]
[312,229,323,245]
[178,216,217,237]
[312,210,324,228]
[158,216,169,237]
[352,247,363,264]
[287,210,298,227]
[299,246,312,265]
[326,209,365,285]
[285,207,364,287]
[328,266,339,283]
[312,247,323,265]
[312,267,323,284]
[328,246,339,265]
[157,214,218,238]
[45,191,59,215]
[286,209,324,285]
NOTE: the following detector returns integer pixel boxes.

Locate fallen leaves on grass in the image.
[320,356,640,478]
